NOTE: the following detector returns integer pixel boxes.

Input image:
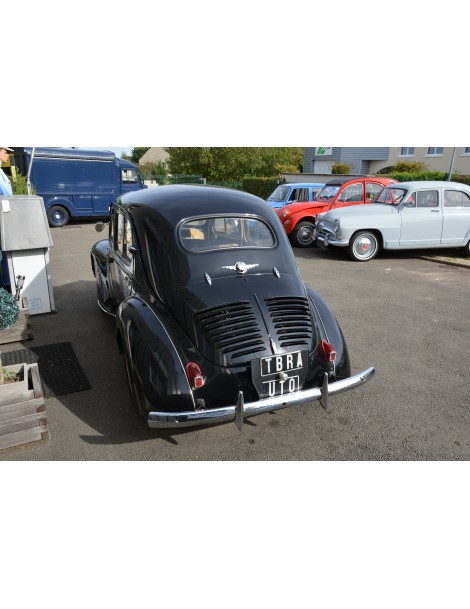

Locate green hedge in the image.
[241,177,279,199]
[388,171,470,186]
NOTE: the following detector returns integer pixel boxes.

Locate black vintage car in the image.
[91,185,374,429]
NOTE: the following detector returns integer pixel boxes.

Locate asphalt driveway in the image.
[1,223,469,460]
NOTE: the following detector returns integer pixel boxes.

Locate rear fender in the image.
[117,296,196,413]
[306,285,351,379]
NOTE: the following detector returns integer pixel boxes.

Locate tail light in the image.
[186,362,205,389]
[316,339,337,363]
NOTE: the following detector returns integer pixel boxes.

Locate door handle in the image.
[430,210,440,213]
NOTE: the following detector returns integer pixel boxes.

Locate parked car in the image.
[91,185,374,429]
[277,176,398,247]
[314,181,470,261]
[266,182,325,210]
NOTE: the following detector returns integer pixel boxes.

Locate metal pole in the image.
[447,147,456,181]
[26,147,36,194]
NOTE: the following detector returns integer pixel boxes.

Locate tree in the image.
[164,148,303,181]
[129,148,150,164]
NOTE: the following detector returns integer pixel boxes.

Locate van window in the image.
[122,168,139,184]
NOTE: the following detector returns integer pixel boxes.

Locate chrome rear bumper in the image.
[148,367,375,429]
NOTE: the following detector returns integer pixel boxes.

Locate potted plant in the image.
[0,353,28,400]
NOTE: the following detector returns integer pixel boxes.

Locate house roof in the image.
[139,148,169,165]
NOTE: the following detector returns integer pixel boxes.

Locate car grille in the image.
[316,221,335,241]
[195,302,266,363]
[265,297,313,348]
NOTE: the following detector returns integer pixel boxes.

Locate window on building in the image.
[400,148,414,156]
[464,148,470,155]
[427,148,443,155]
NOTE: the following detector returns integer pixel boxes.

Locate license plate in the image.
[251,350,308,399]
[260,352,304,376]
[262,375,300,397]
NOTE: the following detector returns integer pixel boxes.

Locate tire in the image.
[348,231,380,262]
[462,241,470,257]
[47,205,69,227]
[291,221,317,248]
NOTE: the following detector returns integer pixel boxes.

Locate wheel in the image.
[291,221,317,248]
[47,205,69,227]
[124,348,147,419]
[348,231,380,261]
[462,241,470,257]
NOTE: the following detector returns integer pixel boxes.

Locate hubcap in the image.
[299,226,314,245]
[353,235,377,260]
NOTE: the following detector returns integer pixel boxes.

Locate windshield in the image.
[179,216,276,252]
[316,185,341,200]
[375,187,408,205]
[267,185,290,201]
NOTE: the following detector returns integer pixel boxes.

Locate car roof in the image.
[283,182,325,187]
[325,176,395,186]
[383,181,470,190]
[120,184,282,225]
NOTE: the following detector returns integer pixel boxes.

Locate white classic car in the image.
[314,181,470,261]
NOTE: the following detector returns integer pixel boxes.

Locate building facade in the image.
[304,147,470,176]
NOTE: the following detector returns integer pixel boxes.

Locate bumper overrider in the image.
[148,367,375,430]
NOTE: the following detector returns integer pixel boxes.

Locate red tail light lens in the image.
[186,362,205,389]
[317,339,337,363]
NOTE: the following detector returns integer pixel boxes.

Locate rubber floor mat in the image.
[1,342,91,398]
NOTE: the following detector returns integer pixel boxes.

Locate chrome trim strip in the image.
[147,367,375,428]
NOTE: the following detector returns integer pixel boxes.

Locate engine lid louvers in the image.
[265,297,313,348]
[195,302,266,364]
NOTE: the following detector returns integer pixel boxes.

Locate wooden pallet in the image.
[0,363,49,452]
[0,297,33,345]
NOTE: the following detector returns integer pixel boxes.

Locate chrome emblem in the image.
[222,261,259,275]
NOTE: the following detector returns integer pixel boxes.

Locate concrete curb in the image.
[418,256,470,270]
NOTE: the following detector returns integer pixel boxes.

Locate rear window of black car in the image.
[179,217,276,252]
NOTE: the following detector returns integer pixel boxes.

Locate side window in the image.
[366,183,384,200]
[338,183,363,202]
[416,190,439,208]
[298,188,309,201]
[115,211,135,267]
[116,212,125,254]
[444,190,470,208]
[122,168,138,184]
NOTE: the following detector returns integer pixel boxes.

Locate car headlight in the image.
[334,219,341,232]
